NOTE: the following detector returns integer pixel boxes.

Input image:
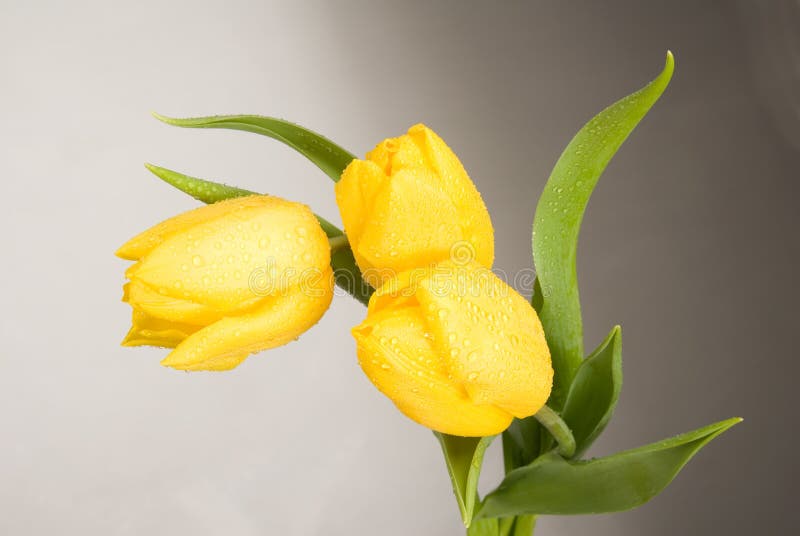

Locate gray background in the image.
[1,1,797,534]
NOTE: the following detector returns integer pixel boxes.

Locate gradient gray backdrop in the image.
[1,1,797,534]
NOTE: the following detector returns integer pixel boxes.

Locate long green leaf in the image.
[477,417,740,518]
[152,113,356,182]
[532,52,674,408]
[144,163,254,203]
[144,163,342,237]
[435,433,495,528]
[144,163,372,305]
[560,326,623,458]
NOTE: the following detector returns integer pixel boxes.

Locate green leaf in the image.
[144,163,255,204]
[435,433,495,528]
[530,277,544,315]
[503,417,541,471]
[143,163,373,306]
[330,246,372,306]
[467,518,500,536]
[477,417,740,518]
[152,113,356,182]
[532,52,674,408]
[144,163,343,237]
[510,516,536,536]
[560,326,623,458]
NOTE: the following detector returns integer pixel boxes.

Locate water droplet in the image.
[192,255,204,267]
[467,372,479,381]
[258,237,270,249]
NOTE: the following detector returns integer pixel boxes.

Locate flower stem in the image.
[533,405,575,458]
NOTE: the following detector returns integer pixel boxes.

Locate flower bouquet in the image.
[116,52,739,534]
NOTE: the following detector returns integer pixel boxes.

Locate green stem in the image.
[533,405,576,458]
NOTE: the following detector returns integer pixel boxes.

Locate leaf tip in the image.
[662,50,675,80]
[151,111,176,125]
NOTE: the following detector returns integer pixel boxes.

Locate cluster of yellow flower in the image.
[117,124,553,436]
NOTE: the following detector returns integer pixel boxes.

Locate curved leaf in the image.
[560,325,623,458]
[477,417,740,518]
[143,163,372,305]
[532,52,674,408]
[330,246,372,306]
[435,433,495,527]
[144,163,342,237]
[144,163,255,204]
[152,113,356,182]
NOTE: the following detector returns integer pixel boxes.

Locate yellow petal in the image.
[116,195,273,261]
[161,267,334,371]
[126,279,224,325]
[353,306,512,437]
[356,169,463,286]
[418,260,553,419]
[134,196,330,311]
[366,267,428,314]
[335,159,387,245]
[366,133,426,176]
[406,124,495,268]
[122,308,201,348]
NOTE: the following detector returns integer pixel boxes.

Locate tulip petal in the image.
[356,169,463,283]
[366,133,426,176]
[336,159,387,241]
[418,260,553,419]
[122,308,201,348]
[116,195,273,260]
[126,279,224,326]
[161,268,334,371]
[353,307,512,437]
[134,196,330,311]
[407,124,495,268]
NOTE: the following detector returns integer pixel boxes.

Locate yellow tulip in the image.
[352,259,553,437]
[117,195,334,371]
[335,124,494,287]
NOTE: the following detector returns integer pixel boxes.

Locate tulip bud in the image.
[335,124,494,287]
[352,259,553,437]
[116,195,334,371]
